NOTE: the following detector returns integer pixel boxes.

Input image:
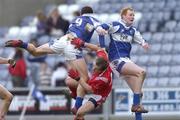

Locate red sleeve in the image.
[91,80,107,93]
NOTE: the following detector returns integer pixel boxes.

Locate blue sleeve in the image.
[98,35,105,48]
[101,23,110,30]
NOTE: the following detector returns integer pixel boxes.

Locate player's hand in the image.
[142,42,150,51]
[71,38,85,49]
[8,59,16,68]
[95,26,108,35]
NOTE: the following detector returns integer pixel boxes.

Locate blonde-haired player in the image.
[99,7,150,120]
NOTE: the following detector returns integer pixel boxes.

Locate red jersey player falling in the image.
[66,38,112,120]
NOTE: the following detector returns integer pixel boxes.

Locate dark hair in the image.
[80,6,93,15]
[95,57,108,71]
[14,48,23,59]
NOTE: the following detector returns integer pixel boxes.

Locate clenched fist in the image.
[8,59,16,68]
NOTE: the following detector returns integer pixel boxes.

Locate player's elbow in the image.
[86,89,93,94]
[4,92,13,103]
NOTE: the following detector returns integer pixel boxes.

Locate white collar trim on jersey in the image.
[119,19,132,29]
[82,13,95,17]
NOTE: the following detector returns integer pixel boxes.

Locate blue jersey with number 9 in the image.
[68,14,100,43]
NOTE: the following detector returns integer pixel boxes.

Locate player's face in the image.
[122,10,135,26]
[92,60,101,73]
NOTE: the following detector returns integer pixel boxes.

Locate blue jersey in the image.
[68,14,100,43]
[101,20,145,62]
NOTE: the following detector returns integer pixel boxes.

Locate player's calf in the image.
[74,116,85,120]
[71,107,78,115]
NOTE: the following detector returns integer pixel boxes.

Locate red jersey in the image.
[88,50,112,98]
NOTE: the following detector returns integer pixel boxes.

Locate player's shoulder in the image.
[107,21,122,30]
[73,15,93,22]
[131,25,137,30]
[112,21,121,26]
[71,16,82,23]
[73,16,83,20]
[82,14,99,22]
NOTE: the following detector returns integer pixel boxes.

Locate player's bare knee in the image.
[136,69,146,78]
[31,51,39,57]
[139,69,146,78]
[142,69,146,78]
[28,44,37,56]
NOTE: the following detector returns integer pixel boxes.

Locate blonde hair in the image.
[120,7,134,18]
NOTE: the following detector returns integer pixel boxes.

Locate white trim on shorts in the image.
[110,57,134,72]
[85,94,102,102]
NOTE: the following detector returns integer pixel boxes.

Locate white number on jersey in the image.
[75,18,82,26]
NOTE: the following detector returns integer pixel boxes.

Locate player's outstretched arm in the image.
[133,30,150,51]
[79,80,93,94]
[84,42,102,52]
[71,38,102,52]
[0,57,11,64]
[0,57,16,67]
